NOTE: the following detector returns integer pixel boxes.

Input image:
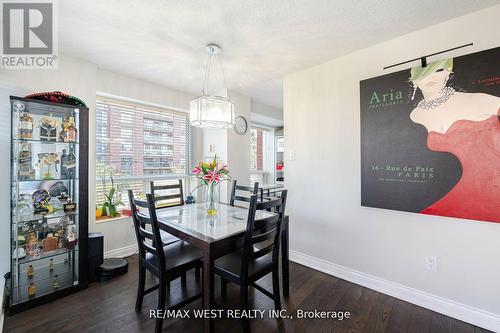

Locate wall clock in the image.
[234,116,248,135]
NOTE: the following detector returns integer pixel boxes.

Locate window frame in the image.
[94,96,192,220]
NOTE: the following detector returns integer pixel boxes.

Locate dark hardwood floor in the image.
[4,255,490,333]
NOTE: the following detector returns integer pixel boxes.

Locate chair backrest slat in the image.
[137,223,154,240]
[142,242,157,255]
[230,180,259,206]
[153,184,183,190]
[133,198,149,208]
[150,179,184,207]
[240,190,288,279]
[252,227,278,244]
[154,194,184,201]
[251,243,274,259]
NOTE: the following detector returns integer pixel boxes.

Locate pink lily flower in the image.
[203,170,220,184]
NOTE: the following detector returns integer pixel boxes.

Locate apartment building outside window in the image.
[95,98,190,211]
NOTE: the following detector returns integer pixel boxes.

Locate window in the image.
[250,126,274,185]
[95,98,190,211]
[250,127,264,172]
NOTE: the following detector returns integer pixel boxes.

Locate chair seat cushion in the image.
[214,250,273,280]
[160,231,180,245]
[145,241,202,272]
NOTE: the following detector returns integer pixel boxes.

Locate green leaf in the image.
[101,203,108,216]
[108,187,115,199]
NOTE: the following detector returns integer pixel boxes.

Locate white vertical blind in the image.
[95,98,190,207]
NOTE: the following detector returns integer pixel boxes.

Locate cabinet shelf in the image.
[15,177,79,184]
[13,138,79,145]
[14,246,78,265]
[13,210,78,224]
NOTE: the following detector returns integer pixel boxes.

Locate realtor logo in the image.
[1,0,58,68]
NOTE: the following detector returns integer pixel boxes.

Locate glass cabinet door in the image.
[11,97,81,305]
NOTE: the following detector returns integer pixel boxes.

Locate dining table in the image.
[155,202,290,333]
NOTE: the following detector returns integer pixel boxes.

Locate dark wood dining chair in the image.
[150,179,184,245]
[128,190,203,333]
[216,191,288,332]
[229,180,259,207]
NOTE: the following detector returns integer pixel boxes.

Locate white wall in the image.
[251,99,283,127]
[251,99,283,120]
[96,69,194,111]
[227,90,252,188]
[283,5,500,330]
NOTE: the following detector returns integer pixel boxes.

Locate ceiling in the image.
[58,0,498,109]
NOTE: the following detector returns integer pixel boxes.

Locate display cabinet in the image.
[9,96,88,313]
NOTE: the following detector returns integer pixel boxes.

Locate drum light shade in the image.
[190,95,234,128]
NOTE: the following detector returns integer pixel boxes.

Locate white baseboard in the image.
[104,244,137,259]
[289,250,500,332]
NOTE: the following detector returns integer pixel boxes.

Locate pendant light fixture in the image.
[190,44,234,128]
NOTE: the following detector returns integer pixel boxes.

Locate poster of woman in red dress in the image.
[360,47,500,223]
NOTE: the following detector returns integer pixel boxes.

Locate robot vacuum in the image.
[97,258,128,281]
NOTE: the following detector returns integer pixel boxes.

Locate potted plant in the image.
[96,161,127,219]
[101,186,123,218]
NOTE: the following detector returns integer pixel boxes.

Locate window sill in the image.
[95,214,131,223]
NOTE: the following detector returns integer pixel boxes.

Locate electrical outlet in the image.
[288,149,295,161]
[425,256,438,272]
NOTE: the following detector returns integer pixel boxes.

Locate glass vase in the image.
[204,182,220,216]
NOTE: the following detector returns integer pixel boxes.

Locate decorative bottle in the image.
[48,258,55,271]
[18,143,34,181]
[60,116,78,142]
[66,147,76,178]
[65,117,78,142]
[42,233,58,252]
[28,282,36,298]
[53,275,60,290]
[27,265,34,278]
[60,149,68,178]
[18,108,33,139]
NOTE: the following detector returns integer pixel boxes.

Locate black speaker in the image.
[88,232,104,283]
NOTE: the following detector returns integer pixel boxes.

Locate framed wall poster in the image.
[360,47,500,223]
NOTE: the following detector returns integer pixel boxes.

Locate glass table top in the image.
[155,203,276,242]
